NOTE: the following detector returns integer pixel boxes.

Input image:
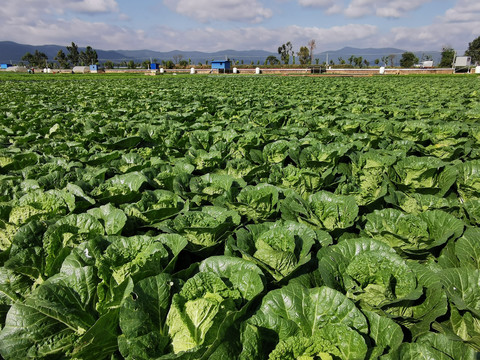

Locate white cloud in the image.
[372,0,480,52]
[344,0,432,18]
[148,23,378,52]
[442,0,480,22]
[0,0,119,16]
[0,7,143,50]
[66,0,119,14]
[297,0,433,18]
[1,0,477,54]
[163,0,273,23]
[297,0,343,14]
[298,0,335,7]
[0,0,122,48]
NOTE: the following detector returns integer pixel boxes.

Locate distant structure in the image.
[0,64,12,69]
[454,56,472,73]
[89,64,104,73]
[211,60,231,72]
[72,66,90,74]
[422,61,434,68]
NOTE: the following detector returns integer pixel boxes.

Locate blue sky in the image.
[0,0,478,53]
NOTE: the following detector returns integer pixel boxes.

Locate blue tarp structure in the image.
[211,60,231,70]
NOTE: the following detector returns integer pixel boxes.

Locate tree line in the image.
[272,35,480,68]
[18,36,480,69]
[21,42,98,68]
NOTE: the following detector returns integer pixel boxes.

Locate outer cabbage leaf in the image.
[119,273,174,359]
[0,250,105,360]
[189,173,246,206]
[198,256,265,302]
[401,262,448,339]
[381,342,448,360]
[97,234,187,286]
[250,283,368,340]
[416,332,476,360]
[316,237,396,290]
[387,191,455,214]
[42,213,104,276]
[169,207,240,248]
[233,183,279,222]
[363,209,464,255]
[17,189,75,216]
[391,156,456,195]
[455,227,480,269]
[464,199,480,226]
[268,324,367,360]
[91,171,149,205]
[298,142,351,170]
[456,160,480,200]
[440,268,480,318]
[269,163,334,195]
[87,203,127,235]
[123,189,186,226]
[364,310,403,359]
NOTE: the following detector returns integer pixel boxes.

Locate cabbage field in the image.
[0,73,479,359]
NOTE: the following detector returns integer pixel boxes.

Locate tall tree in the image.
[172,54,183,65]
[54,49,69,68]
[278,41,293,65]
[297,46,310,65]
[353,56,363,68]
[22,50,48,67]
[104,60,115,69]
[387,54,396,67]
[266,55,280,65]
[465,35,480,63]
[66,42,80,66]
[308,39,316,64]
[439,46,455,67]
[79,46,98,65]
[399,52,418,68]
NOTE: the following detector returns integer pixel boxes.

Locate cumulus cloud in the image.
[0,0,126,48]
[371,0,480,51]
[442,0,480,23]
[0,16,144,50]
[163,0,273,23]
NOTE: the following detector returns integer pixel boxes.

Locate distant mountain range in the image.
[0,41,442,66]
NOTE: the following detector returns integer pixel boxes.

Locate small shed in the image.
[211,60,231,71]
[454,56,471,73]
[0,64,12,69]
[150,63,160,70]
[89,64,104,73]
